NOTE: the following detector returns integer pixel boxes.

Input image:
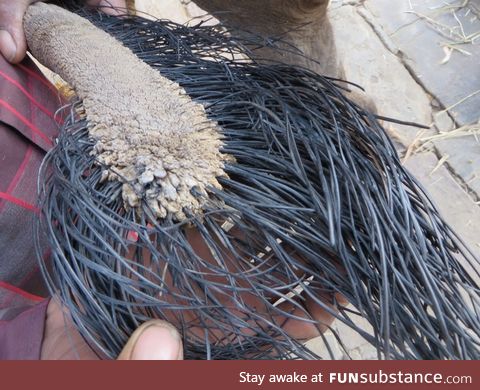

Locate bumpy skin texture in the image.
[24,3,227,220]
[0,0,127,63]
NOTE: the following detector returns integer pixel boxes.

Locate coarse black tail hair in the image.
[35,4,480,360]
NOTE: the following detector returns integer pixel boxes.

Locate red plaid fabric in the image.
[0,54,62,319]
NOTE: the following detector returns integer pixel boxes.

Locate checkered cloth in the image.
[0,54,61,321]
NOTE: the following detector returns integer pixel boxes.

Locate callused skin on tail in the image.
[24,3,227,221]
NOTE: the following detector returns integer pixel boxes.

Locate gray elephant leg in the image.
[192,0,343,79]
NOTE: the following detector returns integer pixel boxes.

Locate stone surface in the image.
[404,152,480,259]
[306,331,345,359]
[330,5,434,146]
[365,0,480,127]
[362,0,480,199]
[432,111,480,197]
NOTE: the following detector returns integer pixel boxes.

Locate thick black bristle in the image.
[35,8,480,360]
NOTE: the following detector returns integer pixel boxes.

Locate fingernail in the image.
[131,324,182,360]
[0,30,17,62]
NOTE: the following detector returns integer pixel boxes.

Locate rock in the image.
[330,5,433,146]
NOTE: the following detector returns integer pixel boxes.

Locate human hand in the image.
[42,226,346,360]
[40,222,346,360]
[0,0,127,63]
[40,299,184,360]
[92,227,347,359]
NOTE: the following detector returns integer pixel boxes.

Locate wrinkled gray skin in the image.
[194,0,376,112]
[194,0,342,79]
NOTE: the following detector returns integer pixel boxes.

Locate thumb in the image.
[117,320,184,360]
[0,0,37,63]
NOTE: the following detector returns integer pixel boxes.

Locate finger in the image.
[40,299,99,360]
[0,0,36,63]
[273,283,348,342]
[117,320,184,360]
